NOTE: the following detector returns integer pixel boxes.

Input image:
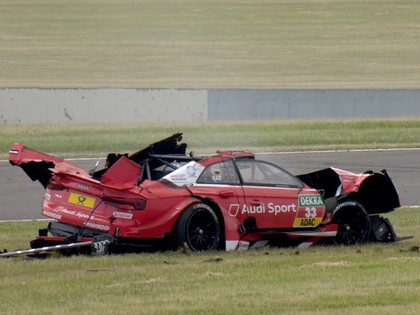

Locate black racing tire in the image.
[332,200,370,245]
[172,203,221,252]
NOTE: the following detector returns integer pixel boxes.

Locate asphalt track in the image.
[1,149,419,221]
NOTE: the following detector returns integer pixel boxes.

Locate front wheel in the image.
[172,203,221,252]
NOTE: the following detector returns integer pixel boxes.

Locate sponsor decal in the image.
[298,195,324,207]
[267,203,297,215]
[76,183,90,191]
[45,193,62,201]
[68,192,96,208]
[212,171,222,182]
[331,200,358,216]
[293,194,325,228]
[169,173,187,182]
[43,210,62,220]
[229,204,240,217]
[52,206,98,220]
[49,206,109,231]
[293,217,322,227]
[186,165,196,176]
[85,222,110,231]
[53,206,71,213]
[227,194,325,229]
[228,202,297,217]
[163,161,204,185]
[113,211,133,220]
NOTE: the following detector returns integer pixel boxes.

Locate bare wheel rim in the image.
[335,209,370,245]
[186,209,219,251]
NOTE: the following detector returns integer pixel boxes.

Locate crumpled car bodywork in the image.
[8,133,401,253]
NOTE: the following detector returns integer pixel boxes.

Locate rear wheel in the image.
[172,203,220,252]
[333,201,370,245]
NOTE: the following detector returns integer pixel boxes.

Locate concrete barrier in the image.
[208,89,420,120]
[1,88,419,124]
[0,88,207,124]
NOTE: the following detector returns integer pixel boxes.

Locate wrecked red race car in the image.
[5,133,401,256]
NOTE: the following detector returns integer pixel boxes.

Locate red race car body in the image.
[8,133,401,253]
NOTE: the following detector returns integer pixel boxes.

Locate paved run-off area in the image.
[1,149,418,221]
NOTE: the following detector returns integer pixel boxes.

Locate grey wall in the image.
[1,88,419,124]
[0,89,207,124]
[208,89,420,120]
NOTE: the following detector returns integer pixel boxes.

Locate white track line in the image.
[0,219,50,224]
[2,147,420,163]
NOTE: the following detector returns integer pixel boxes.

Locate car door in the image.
[190,160,244,214]
[235,159,313,229]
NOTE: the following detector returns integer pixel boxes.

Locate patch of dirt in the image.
[301,261,352,269]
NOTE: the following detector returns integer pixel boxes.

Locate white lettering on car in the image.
[85,222,110,231]
[42,210,62,220]
[267,203,297,214]
[113,211,133,219]
[299,195,324,207]
[51,206,99,221]
[241,204,266,214]
[229,203,297,217]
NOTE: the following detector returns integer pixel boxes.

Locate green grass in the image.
[1,0,420,88]
[1,120,419,314]
[0,209,419,314]
[1,2,420,313]
[1,118,420,159]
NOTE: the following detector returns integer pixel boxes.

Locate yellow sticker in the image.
[293,217,322,228]
[68,192,96,209]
